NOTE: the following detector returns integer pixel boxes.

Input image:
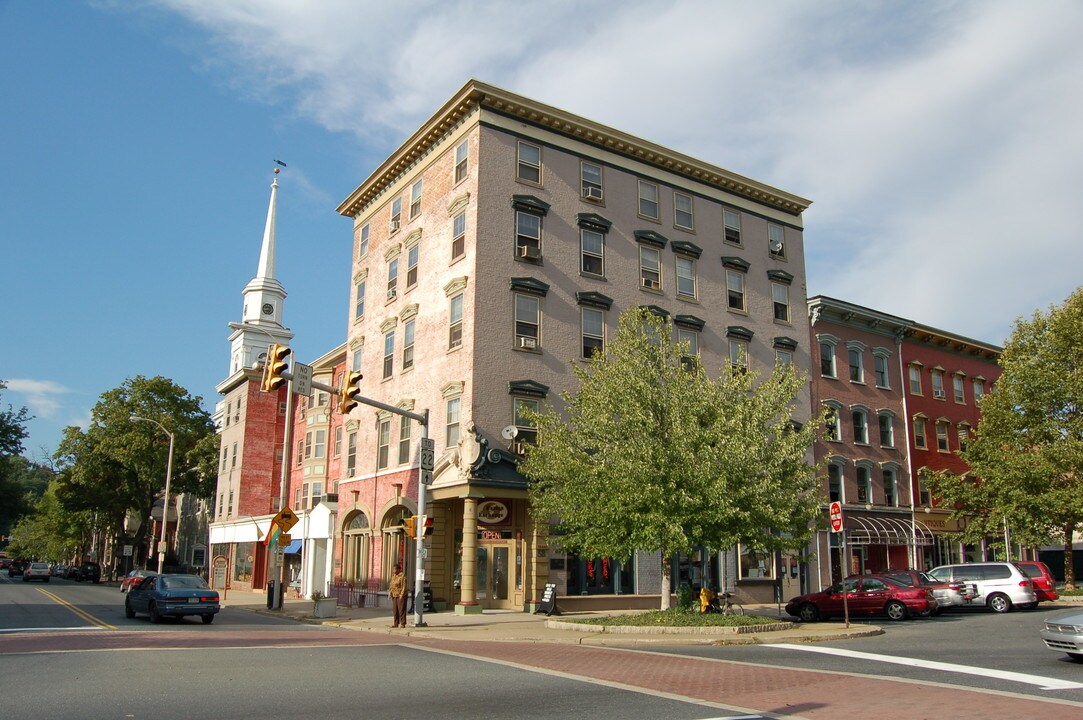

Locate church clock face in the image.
[262,303,274,316]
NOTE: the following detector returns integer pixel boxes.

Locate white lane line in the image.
[765,643,1083,691]
[0,627,107,634]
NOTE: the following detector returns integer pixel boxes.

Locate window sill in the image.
[676,293,699,304]
[515,177,543,189]
[850,380,866,386]
[821,374,839,380]
[639,285,663,295]
[579,272,607,282]
[514,346,542,355]
[774,318,793,326]
[636,213,661,224]
[673,224,695,234]
[727,307,749,316]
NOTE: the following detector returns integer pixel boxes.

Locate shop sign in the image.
[477,500,509,524]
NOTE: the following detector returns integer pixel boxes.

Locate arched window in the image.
[381,507,413,590]
[343,511,372,585]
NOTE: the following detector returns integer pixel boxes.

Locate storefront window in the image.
[233,542,254,582]
[739,546,773,579]
[566,555,634,595]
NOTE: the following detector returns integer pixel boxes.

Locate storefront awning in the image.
[846,516,934,547]
[282,539,303,554]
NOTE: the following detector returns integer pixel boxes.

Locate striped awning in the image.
[846,516,934,547]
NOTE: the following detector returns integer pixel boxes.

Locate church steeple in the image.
[226,166,293,378]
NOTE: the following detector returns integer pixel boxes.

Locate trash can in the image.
[266,580,284,609]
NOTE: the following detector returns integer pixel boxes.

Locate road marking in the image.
[765,643,1083,691]
[36,587,117,630]
[0,627,107,634]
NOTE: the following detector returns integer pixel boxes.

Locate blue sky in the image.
[3,0,1082,463]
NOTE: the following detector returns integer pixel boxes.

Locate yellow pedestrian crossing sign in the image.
[273,507,298,532]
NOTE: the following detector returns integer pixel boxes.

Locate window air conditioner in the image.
[388,218,400,233]
[518,245,540,260]
[933,389,945,399]
[584,186,603,201]
[519,337,537,350]
[387,288,397,301]
[642,277,659,289]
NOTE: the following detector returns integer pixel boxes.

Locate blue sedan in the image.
[124,574,220,624]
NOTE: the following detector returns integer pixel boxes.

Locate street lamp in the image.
[130,415,175,574]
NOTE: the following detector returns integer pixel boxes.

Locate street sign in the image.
[419,437,435,471]
[292,361,313,398]
[273,507,299,532]
[278,533,292,546]
[829,501,844,533]
[420,468,433,485]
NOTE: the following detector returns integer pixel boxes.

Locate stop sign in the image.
[829,501,844,533]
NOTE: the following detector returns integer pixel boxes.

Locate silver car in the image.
[927,562,1038,613]
[22,562,51,582]
[1040,609,1083,662]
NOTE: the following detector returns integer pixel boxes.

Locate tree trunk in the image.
[659,553,672,611]
[1065,525,1076,592]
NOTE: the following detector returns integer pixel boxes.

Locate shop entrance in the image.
[476,541,515,609]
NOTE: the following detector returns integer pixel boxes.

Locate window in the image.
[973,378,985,402]
[723,208,741,244]
[314,429,326,459]
[354,277,366,318]
[390,197,402,232]
[775,347,793,367]
[358,224,370,258]
[820,342,837,378]
[675,256,696,299]
[883,469,897,506]
[828,464,842,501]
[848,347,864,383]
[377,418,391,470]
[936,420,950,451]
[517,141,541,183]
[449,293,464,349]
[581,161,603,200]
[768,223,785,257]
[640,246,661,290]
[409,179,422,219]
[346,431,357,476]
[932,370,945,399]
[673,191,694,230]
[728,338,748,373]
[638,180,659,219]
[581,227,604,276]
[446,397,461,448]
[454,139,468,183]
[515,211,541,259]
[874,353,890,387]
[452,211,466,261]
[914,416,928,449]
[677,327,699,368]
[398,416,411,465]
[726,269,746,311]
[824,405,842,441]
[739,546,772,579]
[958,424,970,452]
[387,257,399,297]
[953,375,965,403]
[406,244,419,289]
[909,365,923,395]
[856,466,872,503]
[919,479,931,506]
[515,293,540,348]
[582,307,604,359]
[383,330,394,379]
[772,282,790,322]
[296,439,303,466]
[879,413,895,447]
[351,347,363,372]
[402,319,415,371]
[514,398,539,445]
[852,410,868,444]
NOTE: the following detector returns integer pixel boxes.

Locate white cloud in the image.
[144,0,1083,344]
[4,378,72,417]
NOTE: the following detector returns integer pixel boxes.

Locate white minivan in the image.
[927,562,1037,613]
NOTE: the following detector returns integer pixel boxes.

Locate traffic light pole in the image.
[412,422,430,627]
[272,380,294,610]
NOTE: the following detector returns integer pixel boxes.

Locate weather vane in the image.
[274,159,287,175]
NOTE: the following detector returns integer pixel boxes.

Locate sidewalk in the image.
[220,594,883,646]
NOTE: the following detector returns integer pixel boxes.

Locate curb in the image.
[545,619,794,635]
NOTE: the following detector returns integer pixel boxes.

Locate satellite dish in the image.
[500,425,519,440]
[770,240,784,253]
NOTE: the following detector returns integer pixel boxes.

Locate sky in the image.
[3,0,1081,464]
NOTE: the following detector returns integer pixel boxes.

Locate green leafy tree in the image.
[7,481,91,562]
[521,309,824,610]
[0,455,53,539]
[0,380,35,545]
[53,375,216,569]
[925,287,1083,589]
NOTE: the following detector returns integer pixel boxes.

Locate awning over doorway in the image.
[282,539,302,554]
[845,516,934,547]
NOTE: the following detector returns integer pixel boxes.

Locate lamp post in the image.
[131,415,175,574]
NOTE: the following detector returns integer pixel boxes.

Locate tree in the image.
[0,380,35,544]
[925,287,1083,589]
[520,308,824,610]
[52,375,216,568]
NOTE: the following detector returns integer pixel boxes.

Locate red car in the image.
[1016,561,1058,602]
[120,569,158,593]
[786,574,937,622]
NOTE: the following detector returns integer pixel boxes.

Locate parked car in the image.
[1016,560,1059,602]
[786,574,937,622]
[8,560,26,577]
[879,569,968,611]
[22,562,51,582]
[1040,608,1083,662]
[64,565,80,579]
[0,558,12,572]
[75,562,101,583]
[124,574,220,624]
[927,562,1037,613]
[120,569,157,593]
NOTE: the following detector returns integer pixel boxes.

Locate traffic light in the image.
[402,515,417,539]
[261,343,291,393]
[339,371,363,414]
[421,515,433,537]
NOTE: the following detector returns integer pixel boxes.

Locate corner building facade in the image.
[335,80,814,611]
